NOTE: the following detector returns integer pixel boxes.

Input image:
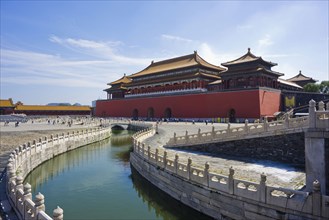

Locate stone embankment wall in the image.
[5,127,111,220]
[131,126,329,220]
[173,132,305,167]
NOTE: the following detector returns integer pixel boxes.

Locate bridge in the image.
[165,100,328,147]
[131,99,329,219]
[108,121,149,131]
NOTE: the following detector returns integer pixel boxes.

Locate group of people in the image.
[3,121,20,127]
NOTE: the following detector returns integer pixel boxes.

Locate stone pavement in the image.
[143,121,305,189]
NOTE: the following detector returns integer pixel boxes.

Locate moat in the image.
[24,130,211,220]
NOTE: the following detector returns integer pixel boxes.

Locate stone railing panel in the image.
[208,172,229,193]
[176,162,189,179]
[24,199,36,220]
[233,179,259,201]
[190,167,206,185]
[322,195,329,218]
[165,158,176,173]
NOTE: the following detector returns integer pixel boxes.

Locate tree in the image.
[319,81,329,94]
[303,83,321,93]
[303,81,329,94]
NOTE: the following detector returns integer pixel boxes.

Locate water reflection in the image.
[131,166,213,220]
[25,138,112,192]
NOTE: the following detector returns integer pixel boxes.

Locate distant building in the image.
[0,98,91,116]
[287,71,317,87]
[0,98,15,115]
[95,49,326,121]
[14,104,91,115]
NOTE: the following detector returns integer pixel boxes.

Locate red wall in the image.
[96,89,281,119]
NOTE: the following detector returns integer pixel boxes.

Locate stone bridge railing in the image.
[131,125,329,219]
[166,100,328,147]
[309,100,329,129]
[5,127,111,220]
[166,116,308,147]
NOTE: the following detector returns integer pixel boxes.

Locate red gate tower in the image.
[96,49,301,122]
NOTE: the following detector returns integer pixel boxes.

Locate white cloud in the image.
[236,24,253,31]
[258,34,274,47]
[161,34,193,43]
[49,35,150,66]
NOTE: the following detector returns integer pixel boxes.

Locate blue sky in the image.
[1,1,328,105]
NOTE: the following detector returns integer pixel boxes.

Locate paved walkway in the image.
[143,122,305,189]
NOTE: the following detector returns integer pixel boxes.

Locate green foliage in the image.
[303,81,329,94]
[319,81,329,94]
[303,83,321,93]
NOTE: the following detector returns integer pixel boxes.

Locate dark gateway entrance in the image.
[132,109,139,120]
[147,107,154,120]
[164,108,172,119]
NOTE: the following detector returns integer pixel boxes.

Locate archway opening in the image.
[164,108,172,120]
[132,109,139,120]
[147,107,154,121]
[228,108,236,123]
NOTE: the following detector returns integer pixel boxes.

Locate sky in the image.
[1,1,328,106]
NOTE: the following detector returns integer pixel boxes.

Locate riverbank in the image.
[0,121,100,173]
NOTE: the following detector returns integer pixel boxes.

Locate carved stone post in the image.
[173,132,177,144]
[312,180,321,216]
[309,99,316,128]
[142,143,145,156]
[198,128,201,141]
[244,119,249,133]
[187,157,192,180]
[137,142,140,153]
[34,192,45,215]
[228,167,234,194]
[259,173,267,203]
[174,154,179,174]
[227,123,231,134]
[264,118,268,132]
[155,148,159,164]
[147,146,151,160]
[285,116,289,129]
[318,101,325,111]
[23,183,32,219]
[53,206,64,220]
[185,131,189,143]
[23,183,32,200]
[16,176,24,192]
[7,164,15,192]
[163,151,167,168]
[211,126,215,139]
[204,162,210,187]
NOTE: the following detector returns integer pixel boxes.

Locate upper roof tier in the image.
[286,71,317,83]
[0,99,14,107]
[108,74,132,85]
[221,48,277,67]
[130,51,225,78]
[15,105,91,111]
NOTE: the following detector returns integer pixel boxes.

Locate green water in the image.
[25,130,212,220]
